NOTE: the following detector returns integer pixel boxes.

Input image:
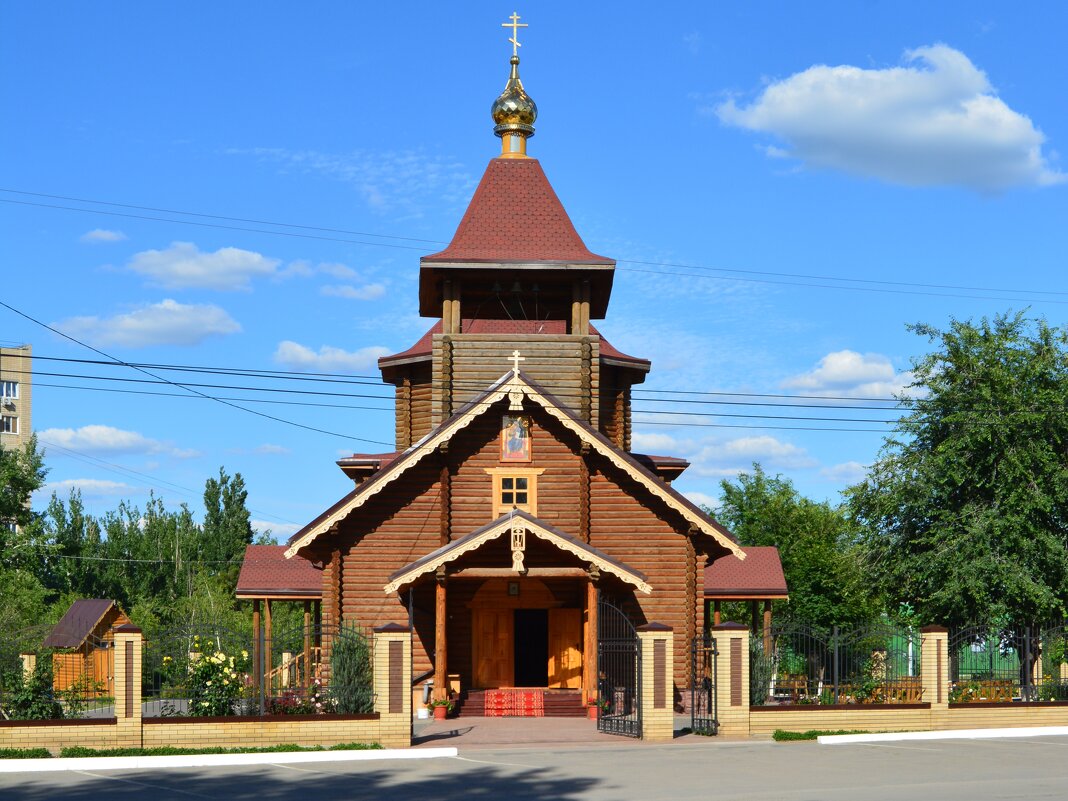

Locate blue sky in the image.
[2,3,1065,540]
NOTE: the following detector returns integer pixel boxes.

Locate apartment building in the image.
[0,343,32,449]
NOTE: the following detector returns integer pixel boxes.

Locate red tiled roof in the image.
[704,546,788,598]
[378,319,648,368]
[236,545,322,598]
[422,158,613,264]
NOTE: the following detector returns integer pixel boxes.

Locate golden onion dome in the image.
[492,55,537,138]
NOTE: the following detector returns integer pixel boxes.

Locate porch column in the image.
[584,576,598,706]
[252,599,262,694]
[303,600,312,689]
[265,598,273,691]
[713,600,721,626]
[763,600,773,652]
[434,575,448,702]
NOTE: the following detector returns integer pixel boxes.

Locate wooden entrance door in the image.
[473,608,514,688]
[547,608,583,689]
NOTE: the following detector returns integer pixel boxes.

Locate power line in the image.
[0,299,392,447]
[37,437,299,526]
[3,188,1065,303]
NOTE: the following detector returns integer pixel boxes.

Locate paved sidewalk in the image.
[412,713,711,748]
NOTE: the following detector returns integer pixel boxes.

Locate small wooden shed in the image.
[42,599,130,695]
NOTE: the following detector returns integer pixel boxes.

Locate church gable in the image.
[287,370,740,563]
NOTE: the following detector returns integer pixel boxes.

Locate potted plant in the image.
[428,698,454,720]
[586,698,599,720]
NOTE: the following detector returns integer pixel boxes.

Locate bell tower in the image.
[380,16,650,448]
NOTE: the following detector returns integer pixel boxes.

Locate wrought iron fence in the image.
[690,634,717,735]
[0,625,116,720]
[596,595,642,737]
[750,621,922,706]
[141,622,374,717]
[946,624,1066,703]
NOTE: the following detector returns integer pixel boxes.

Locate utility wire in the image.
[3,189,1066,303]
[0,299,392,447]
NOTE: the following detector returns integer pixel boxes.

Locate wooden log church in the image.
[284,21,747,715]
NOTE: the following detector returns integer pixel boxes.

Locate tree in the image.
[201,468,254,569]
[0,437,50,630]
[717,464,877,628]
[0,435,46,540]
[848,312,1068,628]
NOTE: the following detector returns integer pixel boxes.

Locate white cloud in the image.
[320,283,387,301]
[40,425,161,454]
[42,478,136,497]
[279,260,360,280]
[38,424,197,459]
[631,432,685,454]
[251,520,302,542]
[781,350,913,398]
[128,242,280,291]
[54,299,241,347]
[820,461,869,484]
[633,425,817,480]
[273,340,391,372]
[682,490,718,511]
[715,44,1066,191]
[80,229,127,243]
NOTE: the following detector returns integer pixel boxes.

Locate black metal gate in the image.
[596,595,642,737]
[691,634,718,735]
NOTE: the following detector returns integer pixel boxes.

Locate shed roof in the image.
[704,546,788,599]
[43,599,120,648]
[236,545,322,599]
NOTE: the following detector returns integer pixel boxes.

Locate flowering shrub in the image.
[266,678,336,715]
[183,637,250,717]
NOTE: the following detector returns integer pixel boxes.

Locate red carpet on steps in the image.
[483,688,545,717]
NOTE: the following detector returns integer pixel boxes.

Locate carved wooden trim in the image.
[579,458,591,544]
[439,460,451,546]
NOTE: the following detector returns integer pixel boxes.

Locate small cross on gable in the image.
[510,349,525,374]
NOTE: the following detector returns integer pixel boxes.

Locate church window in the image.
[485,467,545,518]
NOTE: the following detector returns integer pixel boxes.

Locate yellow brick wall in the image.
[142,717,384,750]
[637,629,673,742]
[749,707,934,737]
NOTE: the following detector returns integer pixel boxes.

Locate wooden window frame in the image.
[484,467,545,518]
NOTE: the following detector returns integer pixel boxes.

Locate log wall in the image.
[431,334,600,428]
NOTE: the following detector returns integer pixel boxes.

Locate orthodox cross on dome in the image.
[502,11,527,57]
[510,349,525,373]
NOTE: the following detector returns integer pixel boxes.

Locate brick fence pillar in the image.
[636,623,674,741]
[373,623,412,748]
[711,622,750,737]
[112,624,143,748]
[921,625,949,729]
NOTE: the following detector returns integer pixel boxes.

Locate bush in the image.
[0,659,63,720]
[169,636,250,717]
[331,625,374,714]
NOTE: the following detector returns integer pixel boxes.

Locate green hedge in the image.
[772,729,871,741]
[0,743,381,759]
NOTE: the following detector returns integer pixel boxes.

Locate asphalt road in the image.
[3,735,1067,801]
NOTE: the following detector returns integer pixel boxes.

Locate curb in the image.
[819,726,1068,745]
[0,746,459,773]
